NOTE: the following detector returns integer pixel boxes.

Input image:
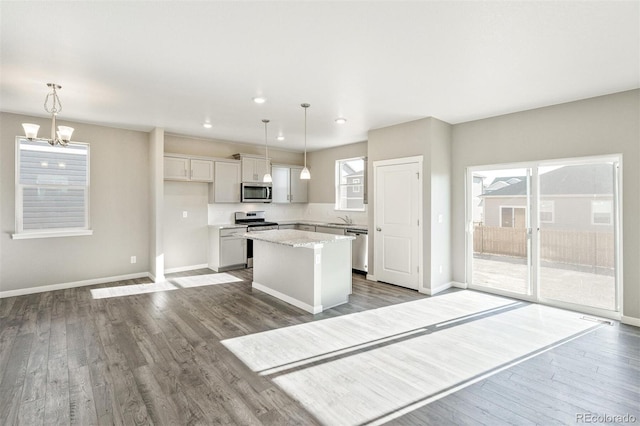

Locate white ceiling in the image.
[1,1,638,152]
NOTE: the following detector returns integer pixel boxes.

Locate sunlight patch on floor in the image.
[90,273,242,299]
[222,291,516,374]
[222,291,599,425]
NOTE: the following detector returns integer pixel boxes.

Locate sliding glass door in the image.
[537,161,618,311]
[468,156,620,314]
[470,167,532,296]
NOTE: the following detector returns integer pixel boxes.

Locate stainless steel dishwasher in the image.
[346,229,368,273]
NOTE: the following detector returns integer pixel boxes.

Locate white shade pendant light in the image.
[300,103,311,180]
[262,119,272,183]
[22,83,74,146]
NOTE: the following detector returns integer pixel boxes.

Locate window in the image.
[540,200,555,223]
[13,137,92,239]
[591,199,613,225]
[335,157,365,211]
[500,206,526,228]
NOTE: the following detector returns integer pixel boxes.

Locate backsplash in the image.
[208,203,368,226]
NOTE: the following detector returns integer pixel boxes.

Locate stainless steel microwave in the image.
[241,182,272,203]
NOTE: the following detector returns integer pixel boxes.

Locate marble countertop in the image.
[278,220,368,231]
[208,224,247,229]
[209,221,367,231]
[244,229,355,248]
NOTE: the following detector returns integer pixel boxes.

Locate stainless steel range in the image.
[235,211,278,267]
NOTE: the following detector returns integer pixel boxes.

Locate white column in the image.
[149,128,165,282]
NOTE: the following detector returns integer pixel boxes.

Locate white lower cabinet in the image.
[209,227,247,272]
[278,224,296,230]
[315,226,345,235]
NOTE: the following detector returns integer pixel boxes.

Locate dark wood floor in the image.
[0,269,638,425]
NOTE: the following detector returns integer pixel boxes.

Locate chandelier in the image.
[22,83,74,147]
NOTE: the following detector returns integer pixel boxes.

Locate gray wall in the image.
[163,181,209,270]
[368,117,452,293]
[307,142,367,203]
[451,89,640,320]
[0,112,150,292]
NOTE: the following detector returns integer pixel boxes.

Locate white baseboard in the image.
[451,281,468,289]
[366,274,377,282]
[621,315,640,327]
[252,281,322,314]
[421,282,453,296]
[0,272,151,298]
[164,264,209,274]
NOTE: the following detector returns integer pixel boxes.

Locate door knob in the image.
[376,227,381,232]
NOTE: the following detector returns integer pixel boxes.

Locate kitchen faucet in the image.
[338,215,353,224]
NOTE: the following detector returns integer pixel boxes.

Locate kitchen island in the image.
[245,229,355,314]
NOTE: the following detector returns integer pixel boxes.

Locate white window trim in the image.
[591,199,613,226]
[14,137,92,239]
[12,229,93,240]
[335,156,366,212]
[539,200,555,224]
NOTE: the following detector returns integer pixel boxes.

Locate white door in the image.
[374,158,422,290]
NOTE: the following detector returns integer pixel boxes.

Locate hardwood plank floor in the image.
[0,269,638,425]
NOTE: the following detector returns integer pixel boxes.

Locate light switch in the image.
[182,211,188,218]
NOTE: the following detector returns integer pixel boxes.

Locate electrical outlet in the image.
[131,256,137,264]
[182,211,188,218]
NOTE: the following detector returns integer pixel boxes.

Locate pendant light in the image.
[262,119,272,183]
[300,103,311,180]
[22,83,74,146]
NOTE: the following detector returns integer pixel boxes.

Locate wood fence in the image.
[473,226,614,269]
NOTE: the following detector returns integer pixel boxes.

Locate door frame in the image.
[372,156,424,292]
[465,154,623,320]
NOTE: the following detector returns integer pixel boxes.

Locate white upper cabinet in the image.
[272,166,290,203]
[164,156,190,181]
[213,161,241,203]
[164,155,213,182]
[190,159,214,182]
[235,154,271,182]
[272,165,308,203]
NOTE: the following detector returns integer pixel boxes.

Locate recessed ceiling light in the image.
[335,117,347,124]
[277,135,285,141]
[253,97,266,104]
[203,122,212,129]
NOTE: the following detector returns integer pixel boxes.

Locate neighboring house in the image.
[484,176,524,193]
[481,164,614,231]
[471,175,485,224]
[337,159,365,210]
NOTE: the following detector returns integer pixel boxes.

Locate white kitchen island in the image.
[245,229,355,314]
